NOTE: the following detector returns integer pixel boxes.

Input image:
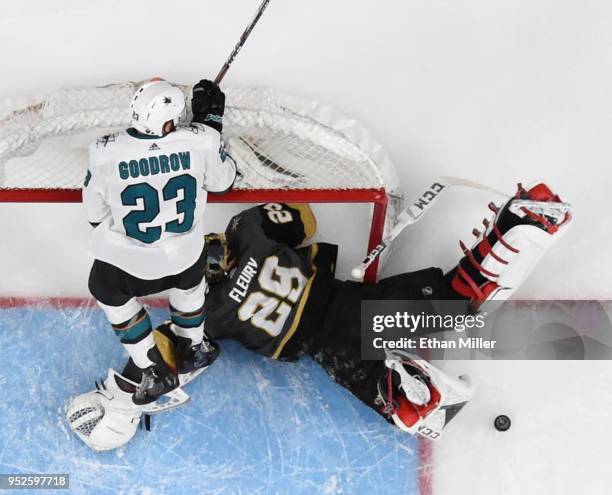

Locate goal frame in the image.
[0,187,389,283]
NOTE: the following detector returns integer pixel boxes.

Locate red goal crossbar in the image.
[0,187,389,283]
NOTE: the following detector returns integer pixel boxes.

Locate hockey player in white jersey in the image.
[82,78,236,405]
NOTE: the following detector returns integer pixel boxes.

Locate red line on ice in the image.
[0,296,168,308]
[419,438,433,495]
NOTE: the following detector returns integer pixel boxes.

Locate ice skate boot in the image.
[132,346,179,406]
[175,333,220,375]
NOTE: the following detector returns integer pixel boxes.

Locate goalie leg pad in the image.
[451,183,572,307]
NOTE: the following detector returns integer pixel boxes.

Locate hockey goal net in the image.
[0,83,403,282]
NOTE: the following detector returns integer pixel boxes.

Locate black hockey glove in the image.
[192,79,225,132]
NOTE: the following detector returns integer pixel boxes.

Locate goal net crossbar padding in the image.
[0,84,404,283]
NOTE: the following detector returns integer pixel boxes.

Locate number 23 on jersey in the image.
[121,174,197,243]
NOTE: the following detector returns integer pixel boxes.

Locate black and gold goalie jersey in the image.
[204,203,338,360]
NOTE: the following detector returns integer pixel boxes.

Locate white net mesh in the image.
[0,84,400,193]
[0,83,404,274]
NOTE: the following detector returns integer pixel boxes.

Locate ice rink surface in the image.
[2,1,612,494]
[0,304,421,495]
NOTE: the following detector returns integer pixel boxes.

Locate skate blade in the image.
[179,367,206,387]
[141,387,190,414]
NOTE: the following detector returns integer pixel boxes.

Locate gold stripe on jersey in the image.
[287,203,317,244]
[272,244,318,359]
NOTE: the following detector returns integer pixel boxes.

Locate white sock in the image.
[122,332,156,369]
[173,324,204,346]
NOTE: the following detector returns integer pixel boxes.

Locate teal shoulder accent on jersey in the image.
[126,127,163,140]
[84,169,92,187]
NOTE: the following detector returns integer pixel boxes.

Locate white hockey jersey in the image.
[83,124,236,280]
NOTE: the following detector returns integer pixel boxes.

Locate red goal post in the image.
[0,84,403,283]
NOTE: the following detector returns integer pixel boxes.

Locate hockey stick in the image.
[350,177,508,279]
[214,0,272,84]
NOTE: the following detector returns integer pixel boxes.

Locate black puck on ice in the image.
[494,414,511,431]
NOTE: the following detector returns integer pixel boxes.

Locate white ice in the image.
[1,1,612,494]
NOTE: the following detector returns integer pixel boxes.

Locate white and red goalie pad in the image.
[453,183,572,305]
[381,351,474,441]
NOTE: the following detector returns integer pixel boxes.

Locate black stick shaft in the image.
[214,0,272,85]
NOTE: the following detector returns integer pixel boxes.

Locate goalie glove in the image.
[376,350,474,441]
[191,79,225,132]
[66,369,142,451]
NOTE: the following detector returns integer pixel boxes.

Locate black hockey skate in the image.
[175,334,220,375]
[132,346,180,406]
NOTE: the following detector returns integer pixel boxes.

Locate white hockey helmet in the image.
[129,78,186,136]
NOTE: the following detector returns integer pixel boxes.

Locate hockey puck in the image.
[494,414,511,432]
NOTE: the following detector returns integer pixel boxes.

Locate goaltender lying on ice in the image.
[68,183,572,450]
